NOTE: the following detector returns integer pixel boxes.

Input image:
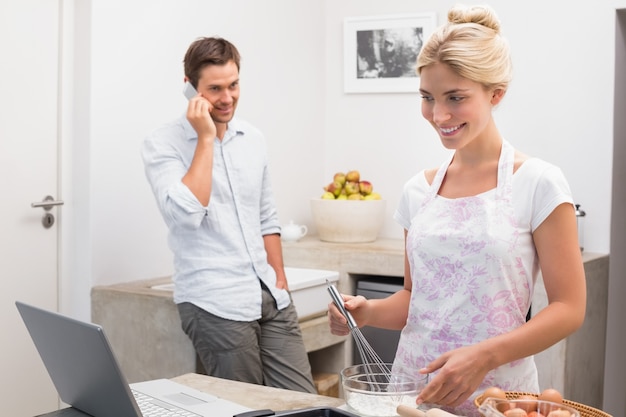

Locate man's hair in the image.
[183,37,241,88]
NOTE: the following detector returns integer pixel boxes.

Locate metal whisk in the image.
[327,280,392,386]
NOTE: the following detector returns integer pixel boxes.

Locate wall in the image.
[323,0,620,252]
[84,0,326,289]
[81,0,623,287]
[605,8,626,416]
[59,0,626,414]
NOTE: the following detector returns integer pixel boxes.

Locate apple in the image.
[344,181,360,195]
[345,170,360,183]
[363,192,382,200]
[318,170,382,200]
[359,180,373,195]
[324,181,343,197]
[333,172,346,186]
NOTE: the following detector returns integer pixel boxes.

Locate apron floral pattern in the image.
[393,141,540,416]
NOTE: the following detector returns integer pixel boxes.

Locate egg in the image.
[538,388,563,404]
[516,394,539,413]
[481,386,507,404]
[546,410,572,417]
[504,408,528,417]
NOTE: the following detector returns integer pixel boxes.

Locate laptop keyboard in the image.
[132,390,202,417]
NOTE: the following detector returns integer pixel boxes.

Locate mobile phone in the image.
[183,81,197,100]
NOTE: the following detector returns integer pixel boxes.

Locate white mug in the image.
[281,221,308,242]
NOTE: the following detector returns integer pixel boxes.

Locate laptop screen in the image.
[16,301,142,417]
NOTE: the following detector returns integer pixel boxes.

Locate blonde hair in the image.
[417,4,512,91]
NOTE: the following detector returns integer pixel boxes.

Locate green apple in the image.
[344,181,360,195]
[324,181,343,197]
[333,172,346,186]
[321,191,335,199]
[363,192,382,200]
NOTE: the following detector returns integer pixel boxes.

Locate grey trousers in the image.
[177,285,317,394]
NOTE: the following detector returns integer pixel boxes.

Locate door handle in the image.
[31,195,64,211]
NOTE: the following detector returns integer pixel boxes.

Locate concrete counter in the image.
[91,276,347,386]
[172,373,346,410]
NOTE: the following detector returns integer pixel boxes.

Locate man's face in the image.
[196,60,240,124]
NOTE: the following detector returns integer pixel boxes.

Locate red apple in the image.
[324,181,343,197]
[359,180,373,195]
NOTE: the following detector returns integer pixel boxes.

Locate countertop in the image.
[36,373,346,416]
[172,373,346,411]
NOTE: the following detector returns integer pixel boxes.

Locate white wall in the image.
[323,0,621,251]
[61,0,625,414]
[81,0,623,289]
[84,0,326,288]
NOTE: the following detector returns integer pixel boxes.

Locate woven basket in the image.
[474,391,612,417]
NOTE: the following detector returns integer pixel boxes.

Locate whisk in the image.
[327,280,392,385]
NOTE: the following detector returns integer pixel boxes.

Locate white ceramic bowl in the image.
[310,199,386,243]
[341,363,427,417]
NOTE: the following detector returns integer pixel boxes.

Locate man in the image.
[142,37,316,394]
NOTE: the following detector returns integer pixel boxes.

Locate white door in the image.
[0,1,62,415]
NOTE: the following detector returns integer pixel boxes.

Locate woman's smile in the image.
[439,123,466,136]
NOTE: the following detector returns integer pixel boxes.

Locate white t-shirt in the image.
[394,158,574,234]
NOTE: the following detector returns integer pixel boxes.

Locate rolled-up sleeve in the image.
[259,165,281,236]
[141,118,208,230]
[141,116,289,321]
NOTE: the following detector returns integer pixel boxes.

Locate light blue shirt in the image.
[142,115,290,321]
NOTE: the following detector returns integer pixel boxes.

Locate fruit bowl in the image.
[474,392,610,417]
[310,199,386,243]
[478,397,581,417]
[341,363,426,417]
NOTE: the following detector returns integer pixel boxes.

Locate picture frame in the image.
[343,13,437,94]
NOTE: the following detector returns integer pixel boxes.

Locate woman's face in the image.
[419,62,501,151]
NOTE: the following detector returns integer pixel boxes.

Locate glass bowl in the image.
[341,363,428,417]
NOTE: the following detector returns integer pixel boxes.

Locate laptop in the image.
[15,301,252,417]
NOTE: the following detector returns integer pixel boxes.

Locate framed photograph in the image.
[343,13,437,94]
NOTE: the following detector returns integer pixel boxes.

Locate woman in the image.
[328,5,586,416]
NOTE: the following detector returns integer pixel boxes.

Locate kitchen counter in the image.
[92,236,609,409]
[36,372,346,416]
[172,372,345,410]
[92,276,347,386]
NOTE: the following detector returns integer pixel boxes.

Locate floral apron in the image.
[393,141,539,416]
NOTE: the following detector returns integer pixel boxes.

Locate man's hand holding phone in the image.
[183,81,216,141]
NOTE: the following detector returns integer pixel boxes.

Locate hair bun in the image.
[447,4,501,33]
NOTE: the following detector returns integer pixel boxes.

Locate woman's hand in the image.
[327,293,369,336]
[416,344,492,408]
